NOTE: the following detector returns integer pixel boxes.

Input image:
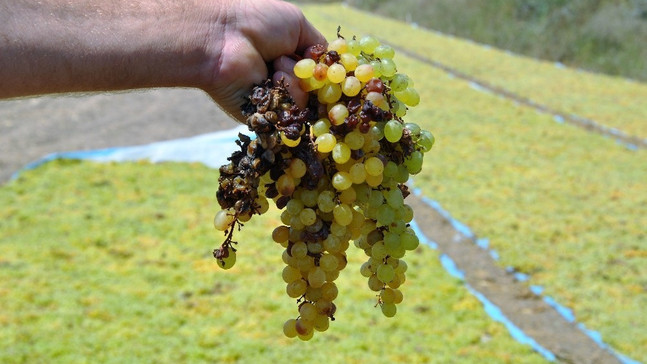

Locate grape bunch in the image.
[213,32,434,341]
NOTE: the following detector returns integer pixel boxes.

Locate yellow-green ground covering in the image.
[0,161,547,363]
[303,4,647,140]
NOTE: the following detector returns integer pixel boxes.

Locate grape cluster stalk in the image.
[212,32,435,340]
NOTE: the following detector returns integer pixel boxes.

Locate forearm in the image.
[0,0,220,98]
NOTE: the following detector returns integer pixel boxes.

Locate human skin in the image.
[0,0,325,121]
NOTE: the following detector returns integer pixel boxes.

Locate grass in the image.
[302,4,647,140]
[0,161,547,363]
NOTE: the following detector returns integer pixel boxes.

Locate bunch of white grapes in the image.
[213,33,434,341]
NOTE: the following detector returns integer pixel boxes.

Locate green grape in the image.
[395,87,420,106]
[323,234,342,253]
[320,254,339,271]
[392,97,407,117]
[327,63,347,84]
[333,203,353,226]
[283,319,298,338]
[314,314,330,332]
[368,274,384,291]
[360,262,373,277]
[370,123,385,141]
[393,289,404,304]
[318,83,342,104]
[389,73,409,92]
[346,38,362,55]
[300,189,318,207]
[359,35,380,53]
[401,230,420,250]
[317,190,335,213]
[218,247,236,270]
[344,130,365,150]
[300,302,318,321]
[282,266,302,283]
[381,302,397,317]
[329,104,349,126]
[217,32,436,337]
[332,142,351,164]
[286,279,307,298]
[404,150,424,174]
[380,288,396,304]
[418,130,435,152]
[276,173,295,196]
[371,242,388,260]
[374,44,395,59]
[312,118,330,137]
[395,260,408,275]
[370,60,383,78]
[348,163,366,184]
[354,183,371,203]
[380,58,397,78]
[354,64,374,82]
[368,188,384,209]
[384,120,404,143]
[364,156,384,177]
[338,186,356,204]
[377,264,395,283]
[291,241,308,258]
[385,188,404,208]
[404,122,421,137]
[395,164,410,183]
[316,133,336,153]
[328,38,348,53]
[332,171,353,191]
[340,53,358,71]
[272,225,290,244]
[376,204,395,226]
[213,208,235,231]
[286,198,304,215]
[399,204,414,223]
[299,208,317,226]
[294,58,316,79]
[383,231,400,251]
[341,76,362,97]
[321,282,339,301]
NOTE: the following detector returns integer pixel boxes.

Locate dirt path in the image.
[408,194,621,363]
[0,88,235,182]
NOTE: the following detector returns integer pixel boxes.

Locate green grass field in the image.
[0,161,547,363]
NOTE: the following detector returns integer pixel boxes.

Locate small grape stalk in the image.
[212,30,434,340]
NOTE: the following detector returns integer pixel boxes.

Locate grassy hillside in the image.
[345,0,647,82]
[0,161,547,363]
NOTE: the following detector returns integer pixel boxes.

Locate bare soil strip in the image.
[407,194,621,363]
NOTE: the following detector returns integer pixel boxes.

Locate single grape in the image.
[359,35,380,53]
[381,302,397,317]
[354,64,374,82]
[384,120,404,143]
[294,58,316,79]
[327,63,347,84]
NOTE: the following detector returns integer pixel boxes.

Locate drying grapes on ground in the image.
[212,31,435,340]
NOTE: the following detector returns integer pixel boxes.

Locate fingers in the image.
[296,15,327,53]
[273,56,308,110]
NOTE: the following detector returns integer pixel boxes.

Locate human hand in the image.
[201,0,326,121]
